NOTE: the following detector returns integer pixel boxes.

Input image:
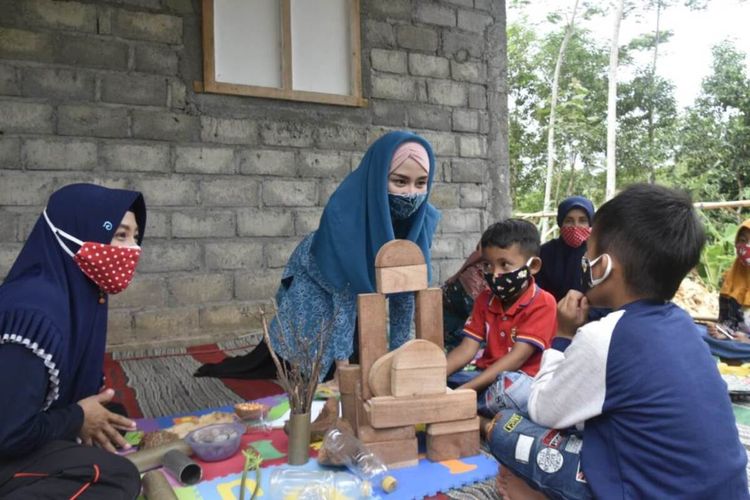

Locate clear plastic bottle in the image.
[268,468,372,500]
[322,428,398,494]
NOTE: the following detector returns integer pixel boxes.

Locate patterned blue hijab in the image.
[310,130,440,294]
[0,184,145,408]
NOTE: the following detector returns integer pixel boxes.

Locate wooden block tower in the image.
[338,240,480,468]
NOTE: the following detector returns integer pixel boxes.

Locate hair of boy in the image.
[592,183,705,301]
[480,218,541,258]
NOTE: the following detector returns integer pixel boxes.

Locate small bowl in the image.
[185,422,245,462]
[234,402,269,421]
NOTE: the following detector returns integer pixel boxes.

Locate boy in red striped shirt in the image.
[446,219,557,416]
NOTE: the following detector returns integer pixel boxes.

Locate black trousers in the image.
[0,440,140,499]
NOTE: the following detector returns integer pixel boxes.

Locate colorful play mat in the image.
[133,394,498,499]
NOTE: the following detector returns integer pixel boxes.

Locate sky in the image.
[509,0,750,109]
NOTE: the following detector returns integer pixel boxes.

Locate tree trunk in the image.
[541,0,581,238]
[605,0,624,200]
[647,0,662,183]
[566,151,578,195]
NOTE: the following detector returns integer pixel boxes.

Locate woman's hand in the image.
[77,389,136,453]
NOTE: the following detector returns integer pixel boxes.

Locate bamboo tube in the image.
[142,470,178,500]
[126,440,193,473]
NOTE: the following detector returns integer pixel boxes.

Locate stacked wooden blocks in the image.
[339,240,480,468]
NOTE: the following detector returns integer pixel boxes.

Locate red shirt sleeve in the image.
[462,290,490,343]
[514,288,558,350]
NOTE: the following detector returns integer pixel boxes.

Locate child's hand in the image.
[557,290,589,338]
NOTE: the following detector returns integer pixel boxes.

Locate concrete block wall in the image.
[0,0,504,349]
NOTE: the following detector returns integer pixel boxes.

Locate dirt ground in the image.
[673,273,719,320]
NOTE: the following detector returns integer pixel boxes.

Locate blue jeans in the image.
[447,369,534,417]
[487,411,593,500]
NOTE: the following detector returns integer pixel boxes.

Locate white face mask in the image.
[581,254,612,292]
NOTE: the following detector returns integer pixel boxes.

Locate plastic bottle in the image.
[322,428,398,494]
[268,468,372,500]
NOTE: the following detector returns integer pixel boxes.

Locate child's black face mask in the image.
[484,258,533,302]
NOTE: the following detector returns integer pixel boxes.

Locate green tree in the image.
[673,41,750,202]
[617,70,678,185]
[507,20,610,213]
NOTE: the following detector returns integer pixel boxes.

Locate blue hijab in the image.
[311,130,440,294]
[538,196,595,301]
[556,196,594,228]
[0,184,145,409]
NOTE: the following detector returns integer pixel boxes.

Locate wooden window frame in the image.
[201,0,366,107]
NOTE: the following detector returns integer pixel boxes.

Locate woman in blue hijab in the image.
[0,184,145,499]
[536,196,595,302]
[196,131,440,381]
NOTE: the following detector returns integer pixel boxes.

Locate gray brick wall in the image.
[0,0,506,349]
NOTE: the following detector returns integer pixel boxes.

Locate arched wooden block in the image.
[368,349,396,397]
[390,339,446,397]
[375,240,426,268]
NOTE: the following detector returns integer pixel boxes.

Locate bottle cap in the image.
[381,475,398,493]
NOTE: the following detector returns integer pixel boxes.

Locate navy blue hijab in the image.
[310,131,440,294]
[0,184,145,409]
[538,196,595,301]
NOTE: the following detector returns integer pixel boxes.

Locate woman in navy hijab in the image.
[0,184,145,499]
[196,131,440,381]
[536,196,595,301]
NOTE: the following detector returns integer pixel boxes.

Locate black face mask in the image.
[484,259,533,301]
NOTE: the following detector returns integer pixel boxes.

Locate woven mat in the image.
[104,334,282,418]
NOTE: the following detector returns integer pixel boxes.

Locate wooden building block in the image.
[357,423,415,444]
[375,264,428,294]
[374,240,425,267]
[368,350,395,397]
[426,417,480,461]
[427,417,480,436]
[426,429,480,462]
[415,288,445,349]
[365,389,476,428]
[357,293,387,401]
[353,381,415,445]
[339,365,361,428]
[364,437,419,469]
[338,365,360,395]
[390,339,446,397]
[341,393,356,429]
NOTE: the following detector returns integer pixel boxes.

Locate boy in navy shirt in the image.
[488,184,748,499]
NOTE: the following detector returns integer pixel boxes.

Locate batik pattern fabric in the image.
[269,233,414,378]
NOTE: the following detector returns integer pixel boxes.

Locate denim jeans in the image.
[447,369,534,417]
[487,411,593,500]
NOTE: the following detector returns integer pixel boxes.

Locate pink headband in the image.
[390,142,430,174]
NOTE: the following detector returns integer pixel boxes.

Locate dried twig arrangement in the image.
[259,300,335,415]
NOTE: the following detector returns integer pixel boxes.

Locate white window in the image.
[201,0,364,107]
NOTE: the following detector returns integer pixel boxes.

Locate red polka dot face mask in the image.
[560,226,591,248]
[43,210,141,294]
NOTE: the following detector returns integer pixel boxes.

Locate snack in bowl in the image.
[185,422,245,462]
[166,411,237,438]
[234,402,269,421]
[140,430,180,449]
